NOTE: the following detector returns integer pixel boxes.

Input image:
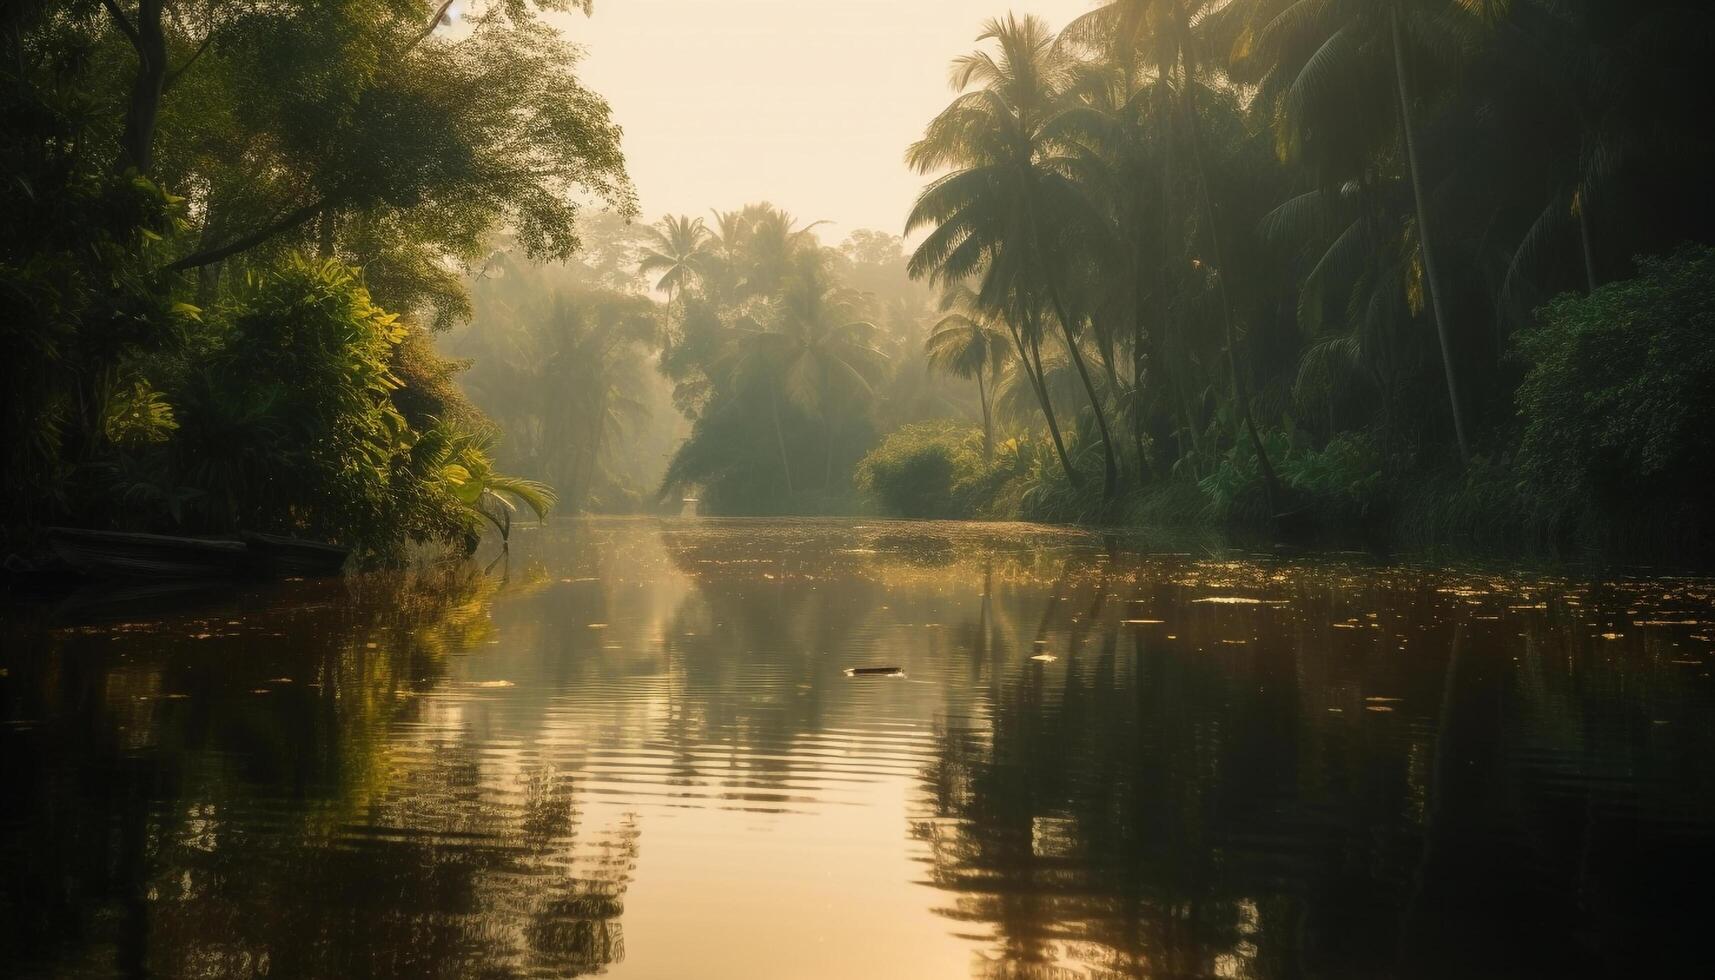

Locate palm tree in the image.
[1054,32,1176,483]
[702,208,750,302]
[926,282,1012,462]
[1238,0,1475,464]
[637,214,712,346]
[907,14,1122,499]
[741,203,827,298]
[726,253,889,494]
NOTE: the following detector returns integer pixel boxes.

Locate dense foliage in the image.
[1514,246,1715,543]
[855,422,990,520]
[1,1,624,557]
[7,0,1715,559]
[882,0,1715,553]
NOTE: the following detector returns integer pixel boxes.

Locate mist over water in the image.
[5,519,1714,978]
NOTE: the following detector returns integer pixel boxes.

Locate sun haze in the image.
[558,1,1096,239]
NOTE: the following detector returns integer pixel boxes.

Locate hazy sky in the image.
[546,1,1096,245]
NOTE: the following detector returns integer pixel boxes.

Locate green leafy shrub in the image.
[1201,425,1384,526]
[1198,428,1291,524]
[856,420,1038,519]
[855,421,985,519]
[168,255,552,559]
[1279,430,1384,523]
[1515,245,1715,545]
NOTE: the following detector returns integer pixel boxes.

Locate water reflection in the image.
[3,520,1714,978]
[1,566,636,978]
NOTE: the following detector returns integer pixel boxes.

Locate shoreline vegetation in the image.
[5,1,1714,571]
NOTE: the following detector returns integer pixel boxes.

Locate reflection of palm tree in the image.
[927,282,1012,462]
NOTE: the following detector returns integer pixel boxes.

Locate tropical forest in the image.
[4,2,1715,978]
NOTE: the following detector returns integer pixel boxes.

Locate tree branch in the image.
[164,198,332,271]
[403,0,458,55]
[163,31,213,93]
[99,0,141,49]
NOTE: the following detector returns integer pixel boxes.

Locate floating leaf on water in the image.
[1029,653,1058,663]
[474,680,514,688]
[1365,696,1404,703]
[1366,705,1395,713]
[1123,619,1165,624]
[1194,597,1264,605]
[587,623,609,629]
[1599,632,1624,640]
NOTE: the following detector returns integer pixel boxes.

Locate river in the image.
[3,518,1714,978]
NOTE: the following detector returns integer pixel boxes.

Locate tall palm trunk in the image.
[1392,7,1471,465]
[769,388,795,496]
[977,370,994,464]
[1176,368,1204,472]
[1175,12,1282,516]
[823,373,836,492]
[1023,164,1118,498]
[1017,316,1079,486]
[1154,75,1182,482]
[1576,189,1599,294]
[1130,239,1153,483]
[1046,283,1120,499]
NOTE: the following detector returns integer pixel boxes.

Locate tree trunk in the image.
[1046,283,1120,500]
[1177,371,1204,474]
[1131,240,1154,483]
[1175,18,1282,516]
[769,388,795,497]
[1576,189,1599,294]
[1155,74,1182,484]
[317,208,336,258]
[977,370,993,464]
[1022,316,1079,487]
[1392,7,1471,465]
[824,411,835,491]
[110,0,167,174]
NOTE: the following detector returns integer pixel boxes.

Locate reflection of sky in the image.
[460,521,982,978]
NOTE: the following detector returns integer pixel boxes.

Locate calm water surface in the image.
[4,518,1715,979]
